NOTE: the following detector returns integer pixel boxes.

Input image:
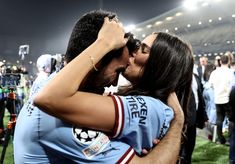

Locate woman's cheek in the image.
[135,55,149,66]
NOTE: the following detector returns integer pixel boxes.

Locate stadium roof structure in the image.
[131,0,235,61]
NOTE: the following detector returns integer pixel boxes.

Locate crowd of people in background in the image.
[0,13,234,163]
[0,53,64,143]
[0,63,31,142]
[0,49,235,163]
[194,52,235,163]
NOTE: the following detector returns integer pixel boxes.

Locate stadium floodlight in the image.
[201,2,209,6]
[124,24,136,32]
[175,12,183,17]
[183,0,215,10]
[155,21,163,25]
[214,0,223,2]
[183,0,198,10]
[166,17,173,21]
[146,24,152,28]
[135,28,142,32]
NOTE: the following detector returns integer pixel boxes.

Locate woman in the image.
[34,17,194,158]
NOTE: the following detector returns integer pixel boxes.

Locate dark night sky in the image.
[0,0,182,65]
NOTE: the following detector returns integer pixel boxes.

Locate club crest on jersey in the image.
[72,127,100,145]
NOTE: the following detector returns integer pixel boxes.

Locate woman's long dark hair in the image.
[119,32,194,122]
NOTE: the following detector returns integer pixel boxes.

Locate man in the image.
[14,10,183,163]
[229,87,235,164]
[230,61,235,87]
[197,56,208,84]
[29,54,53,98]
[209,54,234,144]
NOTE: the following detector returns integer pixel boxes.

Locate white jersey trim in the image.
[117,147,135,164]
[110,95,124,138]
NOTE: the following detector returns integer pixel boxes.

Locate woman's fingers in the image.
[98,17,126,49]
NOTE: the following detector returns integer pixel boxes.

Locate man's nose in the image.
[128,56,134,64]
[129,51,137,57]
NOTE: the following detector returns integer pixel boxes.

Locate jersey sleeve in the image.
[110,95,174,155]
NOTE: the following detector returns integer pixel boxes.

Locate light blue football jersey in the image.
[110,95,174,155]
[14,73,134,164]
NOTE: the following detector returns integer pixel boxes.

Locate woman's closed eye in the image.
[141,43,151,54]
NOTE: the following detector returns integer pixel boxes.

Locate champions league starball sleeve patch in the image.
[72,127,100,145]
[72,127,110,159]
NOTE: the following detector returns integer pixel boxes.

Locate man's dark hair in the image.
[65,10,126,68]
[65,10,141,93]
[65,10,128,93]
[125,32,141,54]
[221,55,229,65]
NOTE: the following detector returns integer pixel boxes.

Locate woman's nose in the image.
[128,56,134,63]
[130,51,137,57]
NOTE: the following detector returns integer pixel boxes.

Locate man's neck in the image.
[221,64,229,68]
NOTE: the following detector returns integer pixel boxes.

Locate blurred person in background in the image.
[230,61,235,88]
[29,54,53,98]
[229,87,235,164]
[214,56,221,68]
[209,55,234,144]
[179,73,207,163]
[225,51,234,68]
[0,62,5,142]
[197,56,208,84]
[203,64,217,140]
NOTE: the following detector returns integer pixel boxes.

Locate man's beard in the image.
[78,70,110,94]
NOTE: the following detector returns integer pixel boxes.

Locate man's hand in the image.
[141,139,160,155]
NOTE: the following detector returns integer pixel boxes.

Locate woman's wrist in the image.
[95,37,113,52]
[85,38,113,71]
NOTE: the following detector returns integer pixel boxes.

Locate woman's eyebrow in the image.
[141,43,151,50]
